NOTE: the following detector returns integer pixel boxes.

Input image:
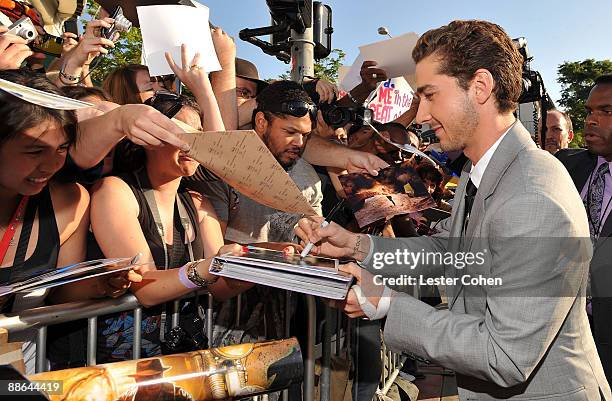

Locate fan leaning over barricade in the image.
[86,45,259,363]
[0,69,145,374]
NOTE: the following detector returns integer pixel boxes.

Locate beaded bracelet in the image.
[59,66,80,83]
[186,260,219,287]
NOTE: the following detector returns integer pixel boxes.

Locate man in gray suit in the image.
[296,20,611,400]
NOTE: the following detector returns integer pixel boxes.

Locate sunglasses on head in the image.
[144,90,183,119]
[259,100,318,128]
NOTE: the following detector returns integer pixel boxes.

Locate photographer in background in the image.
[55,17,117,87]
[0,25,33,69]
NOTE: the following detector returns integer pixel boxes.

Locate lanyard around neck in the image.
[0,196,29,265]
[134,171,195,269]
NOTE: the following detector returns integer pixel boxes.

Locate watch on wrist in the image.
[186,260,219,287]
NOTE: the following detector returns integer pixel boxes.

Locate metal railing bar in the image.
[133,307,142,360]
[35,326,47,373]
[303,295,316,401]
[87,317,97,366]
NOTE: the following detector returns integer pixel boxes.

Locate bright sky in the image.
[201,0,612,107]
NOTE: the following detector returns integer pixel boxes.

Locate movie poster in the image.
[339,164,436,227]
[29,338,302,401]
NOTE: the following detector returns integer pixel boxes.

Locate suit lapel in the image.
[444,165,471,306]
[449,121,534,310]
[598,215,612,243]
[564,151,612,244]
[567,151,597,192]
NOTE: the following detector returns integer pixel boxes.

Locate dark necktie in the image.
[586,162,609,239]
[463,178,478,233]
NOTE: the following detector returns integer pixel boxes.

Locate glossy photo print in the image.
[29,338,303,401]
[339,164,436,227]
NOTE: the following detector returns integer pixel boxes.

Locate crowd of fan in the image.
[0,8,435,377]
[1,6,609,399]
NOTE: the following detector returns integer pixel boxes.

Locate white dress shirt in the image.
[469,122,514,188]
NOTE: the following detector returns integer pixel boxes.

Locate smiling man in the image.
[557,74,612,385]
[295,20,611,400]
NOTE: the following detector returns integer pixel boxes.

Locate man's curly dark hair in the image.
[412,20,523,113]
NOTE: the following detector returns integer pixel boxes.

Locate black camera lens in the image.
[321,104,348,127]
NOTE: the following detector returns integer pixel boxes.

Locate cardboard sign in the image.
[177,129,317,216]
[368,77,414,123]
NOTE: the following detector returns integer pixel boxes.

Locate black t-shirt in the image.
[90,169,204,362]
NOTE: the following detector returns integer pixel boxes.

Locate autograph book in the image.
[210,248,353,300]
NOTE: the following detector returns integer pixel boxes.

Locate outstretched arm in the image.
[165,44,225,132]
[209,28,238,130]
[70,104,190,169]
[303,135,389,175]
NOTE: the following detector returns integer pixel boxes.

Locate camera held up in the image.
[303,80,373,129]
[101,6,132,40]
[513,37,546,104]
[5,16,38,43]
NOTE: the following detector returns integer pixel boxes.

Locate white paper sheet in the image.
[137,4,221,77]
[358,32,419,80]
[0,78,93,110]
[339,53,364,92]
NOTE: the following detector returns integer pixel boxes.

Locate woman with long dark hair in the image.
[0,69,135,372]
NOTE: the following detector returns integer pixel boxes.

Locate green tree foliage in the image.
[557,59,612,147]
[85,2,143,85]
[313,49,345,83]
[278,49,346,82]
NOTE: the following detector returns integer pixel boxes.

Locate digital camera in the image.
[100,6,132,40]
[319,102,373,129]
[6,16,38,43]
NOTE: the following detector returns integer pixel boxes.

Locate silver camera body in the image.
[101,6,132,40]
[6,17,38,44]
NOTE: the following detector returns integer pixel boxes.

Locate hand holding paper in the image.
[137,5,221,77]
[116,104,191,151]
[359,60,388,92]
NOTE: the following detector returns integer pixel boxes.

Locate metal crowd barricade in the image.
[0,290,353,401]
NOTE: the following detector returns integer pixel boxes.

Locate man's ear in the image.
[471,68,495,106]
[254,111,269,136]
[568,130,574,143]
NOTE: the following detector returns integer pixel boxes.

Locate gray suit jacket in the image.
[362,122,612,400]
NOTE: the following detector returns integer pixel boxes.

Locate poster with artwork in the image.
[29,338,303,401]
[339,164,435,228]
